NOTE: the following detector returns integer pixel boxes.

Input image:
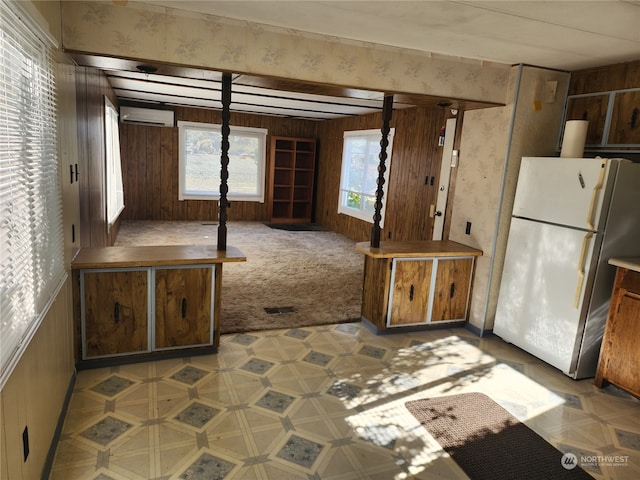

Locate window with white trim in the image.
[178,121,267,202]
[0,2,65,388]
[338,129,395,226]
[105,97,124,229]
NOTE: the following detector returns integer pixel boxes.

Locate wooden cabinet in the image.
[563,88,640,148]
[595,261,640,398]
[81,265,214,360]
[154,266,213,349]
[268,136,316,223]
[565,94,610,146]
[72,245,246,366]
[82,268,150,358]
[358,241,482,332]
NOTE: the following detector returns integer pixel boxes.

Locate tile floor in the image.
[49,323,640,480]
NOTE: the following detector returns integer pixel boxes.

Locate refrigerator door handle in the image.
[574,232,594,308]
[586,160,607,230]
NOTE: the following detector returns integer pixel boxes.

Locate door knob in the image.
[435,211,442,217]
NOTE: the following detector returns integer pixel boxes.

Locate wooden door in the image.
[608,90,640,145]
[388,259,432,326]
[83,269,149,358]
[155,266,213,349]
[565,94,609,146]
[431,258,473,322]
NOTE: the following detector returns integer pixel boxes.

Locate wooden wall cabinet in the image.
[268,136,316,223]
[357,241,482,332]
[595,260,640,398]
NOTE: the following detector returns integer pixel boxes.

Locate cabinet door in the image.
[431,258,473,322]
[600,291,640,395]
[83,269,149,358]
[608,90,640,145]
[565,95,609,145]
[155,267,213,349]
[388,259,432,326]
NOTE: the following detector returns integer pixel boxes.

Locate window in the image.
[338,128,395,226]
[105,97,124,229]
[178,121,267,202]
[0,2,65,388]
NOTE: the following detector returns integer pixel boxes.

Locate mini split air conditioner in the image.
[120,106,174,127]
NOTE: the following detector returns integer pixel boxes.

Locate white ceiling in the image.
[96,1,640,120]
[142,0,640,70]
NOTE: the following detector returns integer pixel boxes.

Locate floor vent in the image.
[264,306,296,314]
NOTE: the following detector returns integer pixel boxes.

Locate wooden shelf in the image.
[268,136,316,223]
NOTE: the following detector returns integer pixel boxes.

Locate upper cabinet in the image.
[563,61,640,150]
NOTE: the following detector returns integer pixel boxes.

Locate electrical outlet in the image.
[23,426,29,462]
[465,221,472,235]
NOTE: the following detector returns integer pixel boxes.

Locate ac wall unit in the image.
[120,106,174,127]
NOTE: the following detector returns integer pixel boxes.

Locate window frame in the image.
[0,1,66,389]
[337,128,395,227]
[178,121,268,202]
[105,97,124,230]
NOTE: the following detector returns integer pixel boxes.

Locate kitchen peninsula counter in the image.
[357,240,482,333]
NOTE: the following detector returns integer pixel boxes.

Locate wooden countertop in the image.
[356,240,483,259]
[71,245,246,269]
[609,257,640,273]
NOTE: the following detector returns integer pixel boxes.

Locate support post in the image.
[218,72,231,251]
[371,95,393,248]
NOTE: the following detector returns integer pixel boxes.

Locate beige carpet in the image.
[115,221,364,334]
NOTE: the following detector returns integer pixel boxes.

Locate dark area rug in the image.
[406,392,593,479]
[265,223,327,231]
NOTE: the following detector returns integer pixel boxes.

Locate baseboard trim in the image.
[464,322,493,337]
[41,369,77,480]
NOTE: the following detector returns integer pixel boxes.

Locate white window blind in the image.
[105,97,124,228]
[0,2,65,388]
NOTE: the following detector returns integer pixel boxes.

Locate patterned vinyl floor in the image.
[49,322,640,479]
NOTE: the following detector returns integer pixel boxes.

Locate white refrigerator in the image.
[494,157,640,379]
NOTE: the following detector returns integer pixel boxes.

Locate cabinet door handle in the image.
[181,298,187,319]
[631,107,638,130]
[409,285,414,301]
[450,282,456,299]
[114,302,120,324]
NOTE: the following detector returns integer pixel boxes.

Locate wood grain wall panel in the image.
[120,106,318,221]
[569,60,640,95]
[75,66,119,247]
[315,106,447,242]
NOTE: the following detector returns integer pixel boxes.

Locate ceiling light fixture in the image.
[136,64,157,79]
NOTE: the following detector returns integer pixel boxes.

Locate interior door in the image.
[494,217,600,375]
[432,117,457,240]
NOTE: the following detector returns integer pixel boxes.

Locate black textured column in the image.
[371,95,393,248]
[217,72,231,251]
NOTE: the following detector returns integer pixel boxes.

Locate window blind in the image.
[0,2,65,388]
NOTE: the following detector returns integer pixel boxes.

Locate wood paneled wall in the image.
[315,106,447,242]
[120,107,318,222]
[569,60,640,95]
[75,66,119,247]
